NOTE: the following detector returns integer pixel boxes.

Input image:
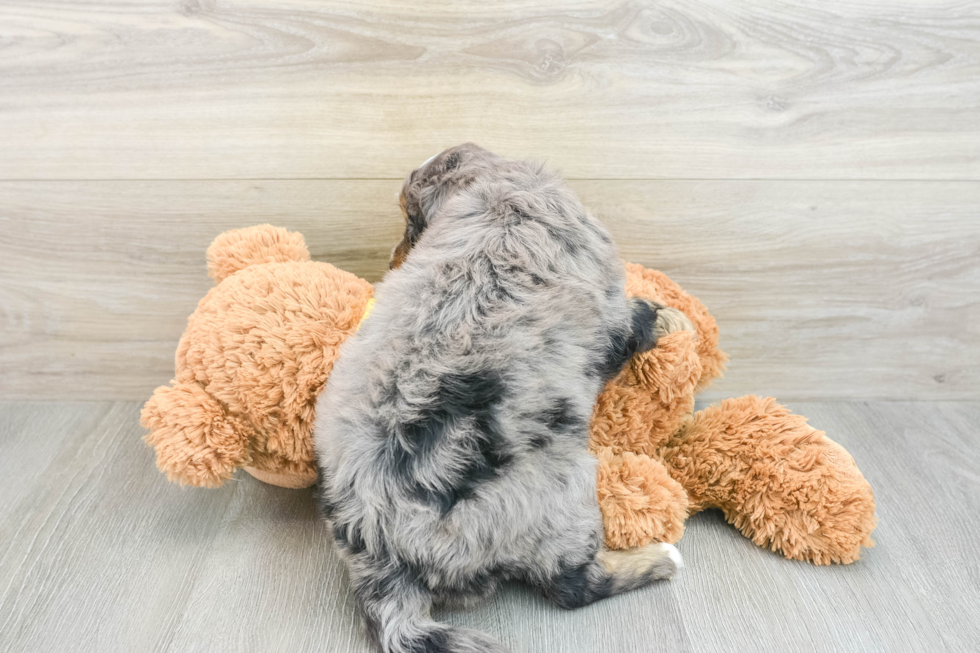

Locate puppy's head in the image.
[391,143,500,269]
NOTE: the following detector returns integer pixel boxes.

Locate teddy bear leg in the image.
[594,446,689,550]
[660,396,876,564]
[242,465,317,489]
[140,382,252,488]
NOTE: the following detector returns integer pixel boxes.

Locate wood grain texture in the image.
[1,400,978,652]
[0,403,240,652]
[579,180,980,402]
[0,0,978,180]
[673,399,980,652]
[1,179,977,401]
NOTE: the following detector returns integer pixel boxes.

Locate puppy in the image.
[315,143,688,653]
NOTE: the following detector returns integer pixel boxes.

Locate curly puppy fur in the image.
[315,144,681,653]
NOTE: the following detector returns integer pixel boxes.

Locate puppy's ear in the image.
[391,144,483,269]
[392,172,427,269]
[390,224,420,269]
[443,150,460,171]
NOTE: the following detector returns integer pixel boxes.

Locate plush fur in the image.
[142,226,876,568]
[592,266,876,564]
[142,225,876,574]
[141,226,372,488]
[314,144,681,653]
[142,183,876,602]
[660,396,878,565]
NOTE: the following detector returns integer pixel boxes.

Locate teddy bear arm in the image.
[592,329,702,460]
[140,381,253,488]
[623,263,728,390]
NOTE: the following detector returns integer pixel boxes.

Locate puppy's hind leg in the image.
[350,556,507,653]
[539,542,682,610]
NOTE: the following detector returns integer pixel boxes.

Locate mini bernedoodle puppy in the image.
[315,143,691,653]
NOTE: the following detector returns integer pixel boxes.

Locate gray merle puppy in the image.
[315,143,687,653]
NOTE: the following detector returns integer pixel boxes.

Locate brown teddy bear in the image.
[142,225,876,565]
[593,264,876,564]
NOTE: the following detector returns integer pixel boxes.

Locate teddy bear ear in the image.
[206,224,310,284]
[140,382,251,487]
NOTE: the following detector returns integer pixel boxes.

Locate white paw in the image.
[655,307,695,339]
[658,542,684,569]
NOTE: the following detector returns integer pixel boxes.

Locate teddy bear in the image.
[141,225,876,565]
[592,264,876,564]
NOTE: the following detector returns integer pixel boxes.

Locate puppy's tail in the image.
[353,561,507,653]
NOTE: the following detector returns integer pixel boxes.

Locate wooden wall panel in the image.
[1,180,976,401]
[0,0,977,180]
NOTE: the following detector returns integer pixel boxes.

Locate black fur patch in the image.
[627,299,658,356]
[407,629,451,653]
[595,300,659,380]
[360,562,432,651]
[398,411,448,459]
[406,213,425,245]
[545,561,613,610]
[595,325,631,380]
[526,397,584,449]
[541,397,582,432]
[389,371,513,514]
[436,370,506,416]
[440,420,514,509]
[332,521,366,555]
[357,557,415,607]
[528,432,551,449]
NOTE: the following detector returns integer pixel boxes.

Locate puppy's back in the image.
[316,155,629,653]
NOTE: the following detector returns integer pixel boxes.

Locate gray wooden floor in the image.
[1,401,977,653]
